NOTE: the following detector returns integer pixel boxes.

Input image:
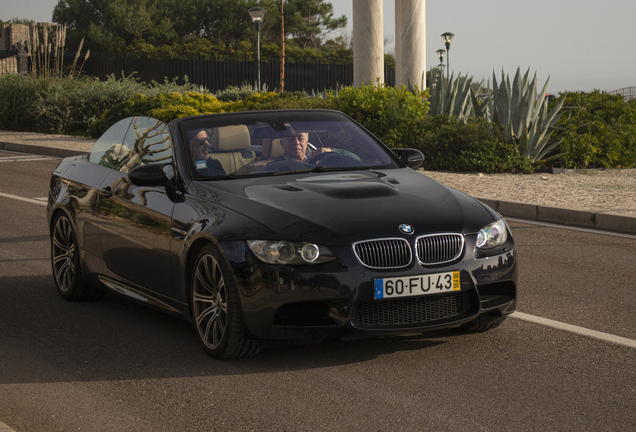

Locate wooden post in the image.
[280,0,285,92]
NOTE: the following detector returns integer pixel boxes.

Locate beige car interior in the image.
[261,138,283,159]
[231,135,285,175]
[208,125,255,174]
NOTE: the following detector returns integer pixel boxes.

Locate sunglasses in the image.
[192,137,210,146]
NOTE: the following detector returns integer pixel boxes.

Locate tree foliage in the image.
[51,0,347,60]
[1,17,36,25]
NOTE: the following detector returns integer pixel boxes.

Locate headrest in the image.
[210,125,250,152]
[262,139,284,159]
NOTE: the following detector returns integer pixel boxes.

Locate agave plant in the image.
[427,70,475,118]
[471,68,566,163]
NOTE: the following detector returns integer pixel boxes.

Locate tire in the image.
[50,213,99,301]
[460,316,506,333]
[190,244,261,359]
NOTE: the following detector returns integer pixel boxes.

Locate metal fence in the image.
[608,87,636,101]
[83,54,396,92]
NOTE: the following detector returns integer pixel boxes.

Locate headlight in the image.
[476,219,508,249]
[247,240,336,265]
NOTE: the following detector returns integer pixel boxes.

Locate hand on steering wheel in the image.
[307,148,334,164]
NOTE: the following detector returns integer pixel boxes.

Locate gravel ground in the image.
[421,169,636,216]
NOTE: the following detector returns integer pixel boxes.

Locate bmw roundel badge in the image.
[399,224,414,235]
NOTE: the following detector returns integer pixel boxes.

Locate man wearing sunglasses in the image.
[189,129,226,177]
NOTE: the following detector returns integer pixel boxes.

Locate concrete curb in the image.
[0,141,89,158]
[477,197,636,236]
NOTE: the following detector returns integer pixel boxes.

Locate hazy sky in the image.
[4,0,635,93]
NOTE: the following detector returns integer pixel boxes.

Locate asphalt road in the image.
[1,150,635,431]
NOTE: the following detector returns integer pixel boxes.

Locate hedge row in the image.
[3,73,635,172]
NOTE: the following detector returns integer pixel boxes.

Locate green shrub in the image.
[332,82,430,148]
[0,74,49,131]
[214,84,260,102]
[418,115,516,173]
[91,90,336,136]
[0,73,201,137]
[32,76,146,135]
[555,91,636,168]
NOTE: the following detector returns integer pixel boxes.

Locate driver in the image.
[189,129,226,177]
[276,129,360,163]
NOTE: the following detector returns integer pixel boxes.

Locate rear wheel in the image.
[50,213,98,301]
[190,244,260,359]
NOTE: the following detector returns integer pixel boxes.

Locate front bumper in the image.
[223,235,517,341]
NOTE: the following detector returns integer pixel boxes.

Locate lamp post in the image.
[436,49,445,83]
[441,32,454,79]
[248,7,267,90]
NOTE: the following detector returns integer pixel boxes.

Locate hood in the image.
[201,169,496,245]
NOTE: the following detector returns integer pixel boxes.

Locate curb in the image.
[477,197,636,236]
[0,141,89,158]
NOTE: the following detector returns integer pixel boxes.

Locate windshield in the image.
[180,112,398,179]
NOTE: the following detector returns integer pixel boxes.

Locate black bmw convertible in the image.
[47,110,517,359]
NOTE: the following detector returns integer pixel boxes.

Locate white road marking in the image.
[512,312,636,349]
[0,419,17,432]
[0,156,55,163]
[0,192,48,206]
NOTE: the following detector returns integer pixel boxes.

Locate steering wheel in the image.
[307,150,337,165]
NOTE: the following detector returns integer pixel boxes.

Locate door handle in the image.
[101,186,113,198]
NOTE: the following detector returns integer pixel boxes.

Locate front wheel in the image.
[190,244,260,359]
[50,213,99,301]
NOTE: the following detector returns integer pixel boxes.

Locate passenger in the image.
[189,129,226,177]
[276,129,360,163]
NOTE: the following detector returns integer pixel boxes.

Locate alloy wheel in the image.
[52,216,76,293]
[192,253,228,350]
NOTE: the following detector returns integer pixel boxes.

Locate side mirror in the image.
[392,148,425,169]
[128,163,175,187]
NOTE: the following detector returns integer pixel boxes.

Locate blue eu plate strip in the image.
[374,279,384,299]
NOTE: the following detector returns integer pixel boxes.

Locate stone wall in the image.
[0,56,18,76]
[1,24,31,51]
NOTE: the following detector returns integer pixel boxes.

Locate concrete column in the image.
[395,0,426,88]
[353,0,384,87]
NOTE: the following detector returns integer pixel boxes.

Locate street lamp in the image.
[441,32,454,79]
[436,49,445,65]
[436,49,445,83]
[248,7,267,90]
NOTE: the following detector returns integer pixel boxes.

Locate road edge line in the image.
[0,419,17,432]
[511,312,636,349]
[0,192,48,206]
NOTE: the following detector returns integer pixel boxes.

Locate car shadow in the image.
[0,274,469,385]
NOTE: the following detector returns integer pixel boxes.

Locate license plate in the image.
[374,271,460,299]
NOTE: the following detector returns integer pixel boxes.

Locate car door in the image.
[97,117,177,297]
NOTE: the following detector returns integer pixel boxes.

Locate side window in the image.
[118,117,172,173]
[89,118,133,168]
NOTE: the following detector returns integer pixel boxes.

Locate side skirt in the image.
[98,276,190,320]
